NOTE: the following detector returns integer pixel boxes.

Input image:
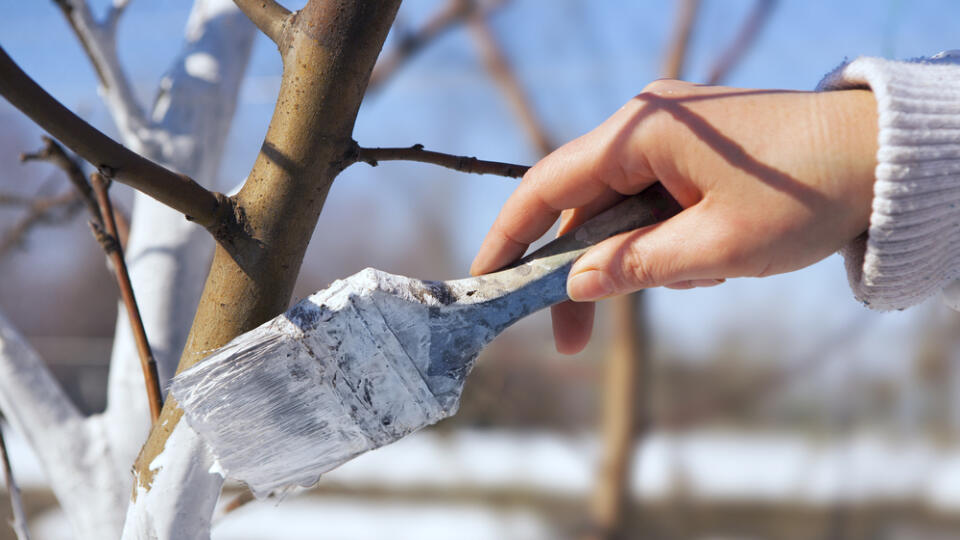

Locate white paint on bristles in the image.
[173,269,454,497]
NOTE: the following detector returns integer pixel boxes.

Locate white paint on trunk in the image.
[0,312,128,538]
[121,421,223,540]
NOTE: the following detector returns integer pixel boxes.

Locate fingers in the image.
[551,301,595,354]
[556,190,626,237]
[471,122,656,276]
[566,203,734,300]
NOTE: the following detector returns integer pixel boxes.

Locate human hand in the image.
[470,80,878,354]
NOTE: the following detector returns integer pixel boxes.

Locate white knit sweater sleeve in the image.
[817,52,960,311]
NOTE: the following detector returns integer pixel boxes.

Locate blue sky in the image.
[3,0,960,373]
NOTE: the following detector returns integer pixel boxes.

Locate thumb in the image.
[566,205,730,300]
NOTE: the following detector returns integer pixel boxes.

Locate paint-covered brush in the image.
[170,183,680,497]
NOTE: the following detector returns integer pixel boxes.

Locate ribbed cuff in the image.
[817,53,960,310]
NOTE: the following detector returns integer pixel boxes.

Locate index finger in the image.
[470,123,655,275]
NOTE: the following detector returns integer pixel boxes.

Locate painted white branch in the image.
[1,422,32,540]
[57,0,147,144]
[108,1,255,538]
[0,311,81,444]
[0,312,128,538]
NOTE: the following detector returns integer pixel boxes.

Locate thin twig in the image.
[11,137,130,249]
[0,46,223,228]
[368,0,475,91]
[21,136,101,225]
[0,424,31,540]
[467,5,555,156]
[705,0,776,85]
[354,144,528,178]
[89,173,162,424]
[661,0,701,80]
[0,193,83,258]
[0,195,35,207]
[233,0,291,45]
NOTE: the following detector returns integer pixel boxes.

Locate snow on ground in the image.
[211,497,554,540]
[5,427,960,539]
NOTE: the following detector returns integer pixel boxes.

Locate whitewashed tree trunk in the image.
[0,1,254,538]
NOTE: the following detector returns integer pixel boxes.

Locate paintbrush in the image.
[170,183,680,496]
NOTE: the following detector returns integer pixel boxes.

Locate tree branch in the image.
[705,0,776,85]
[89,173,163,424]
[0,192,83,258]
[354,144,528,178]
[0,46,225,228]
[0,424,31,540]
[661,0,701,80]
[467,5,555,155]
[233,0,291,45]
[0,311,83,455]
[21,136,101,225]
[368,0,475,91]
[52,0,147,138]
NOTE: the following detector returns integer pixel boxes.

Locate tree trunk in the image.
[124,2,402,537]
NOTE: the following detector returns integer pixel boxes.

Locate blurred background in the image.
[3,0,960,538]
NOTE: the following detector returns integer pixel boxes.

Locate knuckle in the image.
[639,78,674,97]
[637,78,691,99]
[617,243,657,290]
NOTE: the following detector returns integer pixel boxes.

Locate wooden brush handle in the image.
[450,183,681,330]
[516,182,681,267]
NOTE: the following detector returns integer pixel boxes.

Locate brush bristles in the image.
[171,277,449,497]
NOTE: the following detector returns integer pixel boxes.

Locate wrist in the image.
[812,89,878,240]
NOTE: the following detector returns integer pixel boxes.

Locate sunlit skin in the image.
[471,80,879,354]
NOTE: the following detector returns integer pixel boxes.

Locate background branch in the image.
[355,144,528,178]
[0,191,82,257]
[368,0,476,91]
[1,136,131,258]
[20,136,101,225]
[661,0,701,81]
[706,0,776,85]
[467,5,555,155]
[588,2,701,539]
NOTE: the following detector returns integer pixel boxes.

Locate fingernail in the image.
[568,269,615,301]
